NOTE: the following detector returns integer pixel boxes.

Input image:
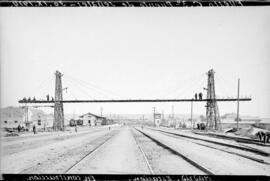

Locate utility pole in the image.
[24,104,29,130]
[236,78,240,130]
[191,100,193,130]
[100,107,103,117]
[171,105,175,127]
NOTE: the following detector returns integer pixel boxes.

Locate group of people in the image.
[17,124,24,132]
[46,94,54,101]
[256,131,270,144]
[194,93,203,100]
[22,97,36,102]
[17,124,36,134]
[22,94,55,102]
[196,123,206,130]
[22,94,54,102]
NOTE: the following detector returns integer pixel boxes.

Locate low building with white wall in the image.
[79,112,107,126]
[1,107,53,131]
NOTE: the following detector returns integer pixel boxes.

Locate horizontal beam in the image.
[19,98,252,104]
[20,105,54,108]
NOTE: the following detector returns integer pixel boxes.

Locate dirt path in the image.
[1,128,106,156]
[1,127,120,173]
[67,127,151,174]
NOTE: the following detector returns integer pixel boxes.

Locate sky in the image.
[1,7,270,118]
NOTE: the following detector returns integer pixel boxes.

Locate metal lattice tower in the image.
[53,71,65,131]
[206,69,221,130]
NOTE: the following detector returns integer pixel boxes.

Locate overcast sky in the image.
[1,7,270,118]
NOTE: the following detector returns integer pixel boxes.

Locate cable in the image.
[64,74,121,99]
[216,73,235,93]
[61,79,78,100]
[28,76,54,98]
[173,74,206,98]
[159,72,205,98]
[215,76,234,99]
[63,78,96,100]
[70,78,112,99]
[176,79,203,98]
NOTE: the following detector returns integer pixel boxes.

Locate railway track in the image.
[148,127,270,157]
[131,129,154,174]
[194,131,270,146]
[18,129,119,174]
[64,131,118,174]
[158,130,269,165]
[5,128,114,157]
[133,127,215,175]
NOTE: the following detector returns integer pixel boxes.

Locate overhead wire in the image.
[215,73,237,98]
[64,74,122,99]
[70,78,112,99]
[63,76,98,99]
[28,75,54,98]
[62,77,96,100]
[61,79,78,100]
[175,76,205,98]
[159,72,206,98]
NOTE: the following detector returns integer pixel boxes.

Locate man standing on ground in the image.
[33,124,36,134]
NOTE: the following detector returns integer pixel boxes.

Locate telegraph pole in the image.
[100,107,103,117]
[236,78,240,130]
[153,107,156,126]
[24,104,29,130]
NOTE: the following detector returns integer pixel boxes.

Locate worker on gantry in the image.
[199,92,203,100]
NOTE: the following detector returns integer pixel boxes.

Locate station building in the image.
[79,112,108,126]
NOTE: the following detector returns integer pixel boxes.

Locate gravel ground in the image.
[132,128,205,174]
[158,131,270,165]
[152,127,270,154]
[1,128,108,156]
[1,126,120,173]
[3,124,269,175]
[67,127,151,174]
[140,127,270,175]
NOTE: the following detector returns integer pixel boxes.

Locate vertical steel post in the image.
[206,69,221,131]
[24,105,29,130]
[53,71,64,131]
